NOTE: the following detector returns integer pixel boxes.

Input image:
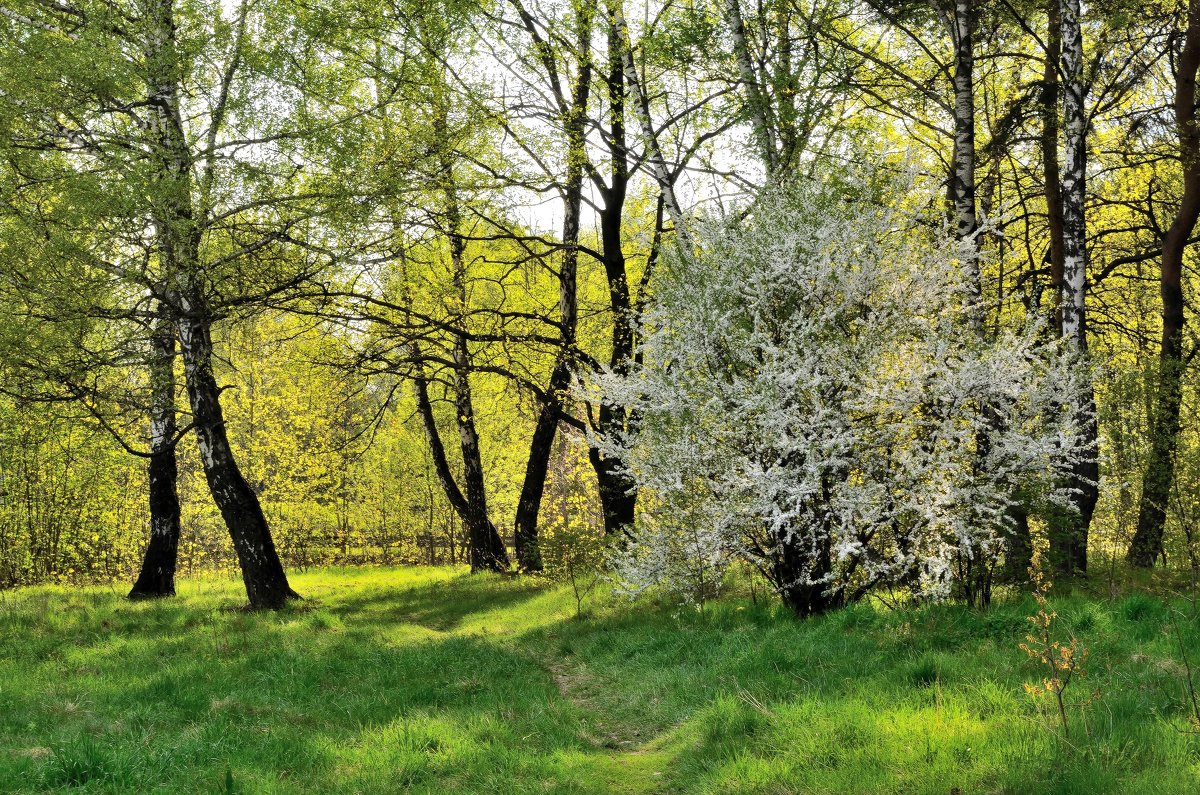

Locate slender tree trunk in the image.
[513,7,594,571]
[1056,0,1097,574]
[1059,0,1087,350]
[451,335,509,572]
[1041,1,1066,334]
[949,0,982,323]
[610,0,690,247]
[1018,8,1062,570]
[129,309,181,598]
[584,18,638,538]
[178,313,299,608]
[725,0,778,175]
[440,150,509,572]
[413,354,470,517]
[515,359,570,570]
[411,359,509,561]
[1129,0,1200,567]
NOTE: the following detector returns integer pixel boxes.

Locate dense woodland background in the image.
[1,0,1199,612]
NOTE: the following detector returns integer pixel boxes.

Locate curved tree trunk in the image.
[514,359,571,571]
[412,358,508,571]
[178,313,299,608]
[1129,0,1200,567]
[129,310,181,598]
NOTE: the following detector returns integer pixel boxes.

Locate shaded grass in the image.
[1,567,1199,793]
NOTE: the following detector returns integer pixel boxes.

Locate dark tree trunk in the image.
[1003,505,1033,583]
[140,0,296,609]
[586,22,638,538]
[513,7,593,571]
[129,311,181,599]
[178,313,299,608]
[770,523,841,618]
[1129,0,1200,567]
[412,361,508,571]
[437,147,510,573]
[413,358,470,519]
[453,335,509,572]
[513,360,570,571]
[1041,0,1066,334]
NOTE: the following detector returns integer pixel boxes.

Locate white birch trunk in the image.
[724,0,778,175]
[608,0,691,250]
[949,0,981,327]
[1060,0,1088,350]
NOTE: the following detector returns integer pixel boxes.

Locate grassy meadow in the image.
[1,566,1199,793]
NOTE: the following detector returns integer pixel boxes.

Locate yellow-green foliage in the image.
[0,399,147,587]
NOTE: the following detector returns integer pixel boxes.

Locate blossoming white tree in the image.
[598,173,1089,616]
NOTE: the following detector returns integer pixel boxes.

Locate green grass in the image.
[1,567,1199,793]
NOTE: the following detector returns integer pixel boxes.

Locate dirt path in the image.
[540,656,681,795]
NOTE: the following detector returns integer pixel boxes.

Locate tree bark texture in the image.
[179,314,300,607]
[513,6,593,571]
[1054,0,1097,574]
[129,310,181,599]
[1129,0,1200,567]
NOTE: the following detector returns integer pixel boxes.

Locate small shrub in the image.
[1020,565,1091,739]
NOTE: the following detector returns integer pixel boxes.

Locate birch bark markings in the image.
[1056,0,1097,573]
[608,0,691,248]
[725,0,779,176]
[1059,0,1088,349]
[1128,0,1200,568]
[950,0,982,321]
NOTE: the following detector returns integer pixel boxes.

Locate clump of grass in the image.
[1118,593,1161,622]
[42,735,137,789]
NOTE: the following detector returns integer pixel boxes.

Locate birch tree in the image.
[0,0,370,607]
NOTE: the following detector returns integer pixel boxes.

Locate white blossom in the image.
[596,171,1087,616]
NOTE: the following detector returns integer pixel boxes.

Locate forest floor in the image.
[1,566,1199,793]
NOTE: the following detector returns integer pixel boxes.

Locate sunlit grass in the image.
[1,566,1199,793]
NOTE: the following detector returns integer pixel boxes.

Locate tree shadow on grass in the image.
[325,571,551,633]
[2,582,621,793]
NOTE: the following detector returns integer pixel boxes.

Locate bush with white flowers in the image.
[598,174,1087,616]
